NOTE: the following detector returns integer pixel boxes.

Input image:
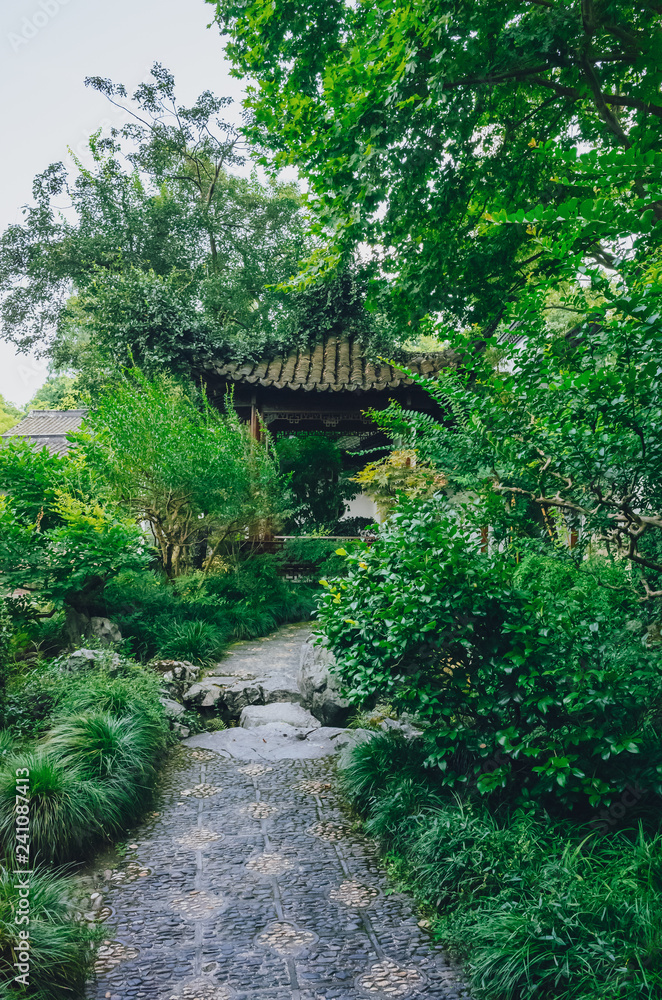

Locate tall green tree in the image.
[0,64,311,382]
[78,371,287,577]
[212,0,662,329]
[0,441,148,642]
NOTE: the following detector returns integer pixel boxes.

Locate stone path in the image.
[86,631,472,1000]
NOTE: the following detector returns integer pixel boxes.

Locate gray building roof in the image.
[205,334,456,393]
[2,409,88,456]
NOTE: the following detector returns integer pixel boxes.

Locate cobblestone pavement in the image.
[87,751,471,1000]
[86,643,472,1000]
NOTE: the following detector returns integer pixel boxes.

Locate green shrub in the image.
[1,670,61,739]
[340,730,429,808]
[0,866,97,999]
[281,536,350,582]
[100,560,314,660]
[318,498,662,813]
[54,664,167,732]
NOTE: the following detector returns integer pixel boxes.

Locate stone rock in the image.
[240,703,321,730]
[152,659,201,699]
[187,672,302,716]
[60,648,121,671]
[183,680,225,708]
[297,640,351,726]
[64,648,98,668]
[159,697,186,719]
[89,616,122,645]
[219,680,263,715]
[379,717,423,738]
[171,722,191,739]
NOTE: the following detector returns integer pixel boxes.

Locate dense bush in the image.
[318,498,662,813]
[276,433,357,531]
[342,732,662,1000]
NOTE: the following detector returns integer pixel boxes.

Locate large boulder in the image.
[151,659,201,700]
[297,640,351,726]
[239,703,321,729]
[60,648,120,671]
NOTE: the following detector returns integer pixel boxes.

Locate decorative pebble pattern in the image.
[245,852,293,875]
[358,959,426,996]
[94,940,139,974]
[109,862,151,884]
[85,629,472,1000]
[245,802,279,819]
[177,827,224,850]
[307,820,349,842]
[164,980,233,1000]
[294,777,334,795]
[255,921,317,954]
[181,783,222,798]
[330,880,380,908]
[186,749,223,763]
[171,891,226,920]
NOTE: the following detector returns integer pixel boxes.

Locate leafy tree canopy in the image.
[0,64,388,385]
[212,0,662,329]
[27,374,81,411]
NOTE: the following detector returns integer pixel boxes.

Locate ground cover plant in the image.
[0,638,170,998]
[342,731,662,1000]
[319,503,662,998]
[0,865,98,1000]
[98,555,315,662]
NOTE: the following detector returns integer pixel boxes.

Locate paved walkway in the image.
[86,632,472,1000]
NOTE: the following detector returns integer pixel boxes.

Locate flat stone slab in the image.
[240,703,321,730]
[183,723,350,761]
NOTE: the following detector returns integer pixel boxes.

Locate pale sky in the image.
[0,0,247,405]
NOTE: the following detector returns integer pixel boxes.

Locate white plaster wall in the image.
[340,492,381,523]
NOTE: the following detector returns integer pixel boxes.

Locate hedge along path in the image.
[86,629,472,1000]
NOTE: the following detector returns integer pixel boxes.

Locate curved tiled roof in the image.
[205,336,456,392]
[2,409,87,456]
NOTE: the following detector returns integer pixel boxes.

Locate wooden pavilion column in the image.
[249,393,261,441]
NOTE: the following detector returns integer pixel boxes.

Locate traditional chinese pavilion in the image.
[201,334,457,442]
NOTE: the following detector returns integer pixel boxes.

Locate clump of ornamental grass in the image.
[459,827,662,1000]
[340,733,662,1000]
[45,712,161,782]
[55,670,167,733]
[155,619,229,664]
[223,603,277,641]
[0,732,14,758]
[339,730,430,810]
[0,750,115,866]
[0,864,97,999]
